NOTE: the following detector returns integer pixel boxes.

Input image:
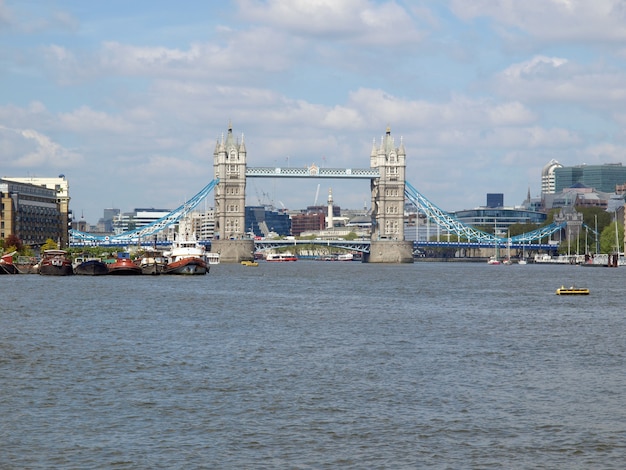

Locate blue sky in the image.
[3,0,626,223]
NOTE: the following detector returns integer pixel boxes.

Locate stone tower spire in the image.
[370,125,406,241]
[213,122,247,240]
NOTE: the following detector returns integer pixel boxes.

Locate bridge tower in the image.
[368,126,413,263]
[212,122,254,262]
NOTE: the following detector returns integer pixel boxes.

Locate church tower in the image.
[370,126,406,241]
[213,122,247,240]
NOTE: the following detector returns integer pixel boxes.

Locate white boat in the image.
[519,241,527,264]
[206,252,221,266]
[502,231,513,264]
[487,256,501,265]
[164,232,218,274]
[266,252,298,262]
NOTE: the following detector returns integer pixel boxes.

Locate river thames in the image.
[1,261,625,468]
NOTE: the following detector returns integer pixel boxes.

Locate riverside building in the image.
[0,178,66,248]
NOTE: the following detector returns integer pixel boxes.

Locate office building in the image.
[112,208,171,237]
[2,176,70,247]
[245,206,291,237]
[541,159,563,195]
[486,193,504,208]
[452,208,547,237]
[1,178,64,248]
[554,163,626,194]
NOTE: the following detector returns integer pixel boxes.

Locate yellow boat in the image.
[556,286,590,295]
[241,260,259,267]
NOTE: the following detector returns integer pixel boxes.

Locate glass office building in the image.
[245,206,291,237]
[451,208,547,237]
[555,164,626,193]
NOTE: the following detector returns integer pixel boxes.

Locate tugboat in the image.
[107,252,142,275]
[39,249,74,276]
[137,249,168,275]
[73,255,108,276]
[0,252,19,274]
[164,233,209,275]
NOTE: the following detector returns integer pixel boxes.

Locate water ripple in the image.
[1,264,625,468]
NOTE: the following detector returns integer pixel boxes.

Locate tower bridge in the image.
[211,123,410,263]
[71,123,567,263]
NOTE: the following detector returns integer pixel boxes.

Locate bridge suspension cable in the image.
[70,178,219,245]
[404,181,566,243]
[405,181,497,243]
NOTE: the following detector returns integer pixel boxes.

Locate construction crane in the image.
[313,183,320,206]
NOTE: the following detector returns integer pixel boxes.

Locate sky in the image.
[3,0,626,224]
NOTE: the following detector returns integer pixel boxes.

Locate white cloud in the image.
[6,1,626,220]
[494,56,626,108]
[0,125,82,169]
[450,0,626,42]
[584,142,626,163]
[501,55,569,79]
[237,0,424,45]
[57,107,134,134]
[0,0,12,27]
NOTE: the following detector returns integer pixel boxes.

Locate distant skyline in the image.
[3,1,626,223]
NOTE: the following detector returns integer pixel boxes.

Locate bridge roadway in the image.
[254,239,371,253]
[69,238,558,255]
[416,240,558,251]
[253,239,558,253]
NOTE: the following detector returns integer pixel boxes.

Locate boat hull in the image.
[39,249,74,276]
[107,258,142,275]
[74,260,109,276]
[39,264,74,276]
[108,267,143,275]
[0,263,19,274]
[165,257,207,275]
[140,262,168,275]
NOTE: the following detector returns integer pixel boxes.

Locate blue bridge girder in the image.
[404,181,566,245]
[254,239,371,253]
[415,240,559,251]
[70,179,220,245]
[69,168,567,249]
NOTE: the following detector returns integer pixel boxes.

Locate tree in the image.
[599,221,623,254]
[41,238,59,251]
[574,206,611,235]
[4,234,23,252]
[507,223,540,237]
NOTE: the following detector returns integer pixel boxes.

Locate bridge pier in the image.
[366,240,414,263]
[211,239,255,263]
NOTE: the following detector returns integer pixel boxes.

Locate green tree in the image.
[507,223,540,237]
[599,221,624,254]
[41,238,59,251]
[575,206,611,235]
